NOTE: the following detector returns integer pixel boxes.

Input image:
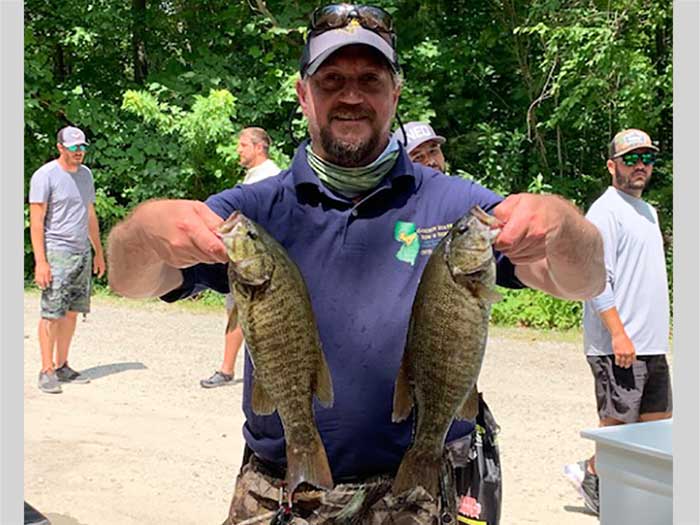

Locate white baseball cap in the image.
[57,126,88,147]
[393,122,445,153]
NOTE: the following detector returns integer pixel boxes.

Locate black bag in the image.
[24,501,51,525]
[450,393,502,525]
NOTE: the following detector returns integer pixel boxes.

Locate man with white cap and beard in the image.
[393,121,447,172]
[29,125,105,394]
[107,4,605,523]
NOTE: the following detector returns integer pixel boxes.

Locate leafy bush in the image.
[491,287,583,330]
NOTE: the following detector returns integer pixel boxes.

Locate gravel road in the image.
[24,291,603,525]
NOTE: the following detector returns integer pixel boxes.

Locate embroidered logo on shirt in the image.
[394,221,420,266]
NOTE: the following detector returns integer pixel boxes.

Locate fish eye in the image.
[246,230,258,240]
[456,218,470,233]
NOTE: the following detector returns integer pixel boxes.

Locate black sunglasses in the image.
[310,4,394,36]
[620,152,657,166]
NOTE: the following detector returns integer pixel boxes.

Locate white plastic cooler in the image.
[581,419,672,525]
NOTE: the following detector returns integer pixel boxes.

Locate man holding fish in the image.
[107,4,605,524]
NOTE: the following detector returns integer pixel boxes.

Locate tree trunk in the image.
[54,43,66,82]
[132,0,148,84]
[655,19,671,154]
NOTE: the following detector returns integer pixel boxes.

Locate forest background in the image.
[23,0,673,329]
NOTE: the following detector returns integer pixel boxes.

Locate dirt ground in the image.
[24,291,606,525]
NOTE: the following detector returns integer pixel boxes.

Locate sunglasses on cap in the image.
[620,152,656,166]
[310,4,394,36]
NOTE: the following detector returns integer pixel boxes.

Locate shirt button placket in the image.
[343,207,359,246]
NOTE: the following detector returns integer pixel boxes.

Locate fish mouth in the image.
[219,210,257,235]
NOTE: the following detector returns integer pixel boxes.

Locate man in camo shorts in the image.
[29,126,106,394]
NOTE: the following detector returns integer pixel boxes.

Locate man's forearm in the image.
[30,221,47,264]
[544,197,605,299]
[107,198,229,298]
[514,197,605,300]
[598,307,627,337]
[599,305,635,367]
[107,218,183,298]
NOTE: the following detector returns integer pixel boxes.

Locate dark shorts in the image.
[40,250,92,319]
[587,354,673,423]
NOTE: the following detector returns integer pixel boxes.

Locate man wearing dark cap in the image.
[29,126,105,394]
[564,129,672,516]
[106,4,605,523]
[393,121,446,172]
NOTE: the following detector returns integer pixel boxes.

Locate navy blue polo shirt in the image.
[163,142,523,481]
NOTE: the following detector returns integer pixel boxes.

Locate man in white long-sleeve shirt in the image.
[564,129,673,515]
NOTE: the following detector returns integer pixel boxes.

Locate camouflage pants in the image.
[41,250,92,319]
[222,456,448,525]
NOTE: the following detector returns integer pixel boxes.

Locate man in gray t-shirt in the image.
[563,129,672,516]
[29,126,106,394]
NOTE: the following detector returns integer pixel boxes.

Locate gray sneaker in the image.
[581,466,600,516]
[38,371,62,394]
[55,363,90,384]
[200,371,234,388]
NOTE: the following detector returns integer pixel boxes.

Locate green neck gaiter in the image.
[306,137,400,198]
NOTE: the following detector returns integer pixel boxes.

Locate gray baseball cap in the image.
[393,122,445,153]
[300,21,399,77]
[57,126,88,147]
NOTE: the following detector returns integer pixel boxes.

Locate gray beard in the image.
[319,125,380,167]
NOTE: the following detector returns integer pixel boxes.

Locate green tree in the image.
[24,0,672,328]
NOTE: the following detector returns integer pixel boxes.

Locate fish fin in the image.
[391,447,441,499]
[251,375,276,415]
[285,433,334,495]
[485,287,502,303]
[225,304,239,333]
[455,385,479,421]
[474,282,502,303]
[314,350,334,408]
[392,355,414,423]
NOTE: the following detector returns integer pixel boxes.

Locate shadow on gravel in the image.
[80,362,147,381]
[44,514,89,525]
[563,504,597,517]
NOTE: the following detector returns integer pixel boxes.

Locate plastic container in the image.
[581,419,672,525]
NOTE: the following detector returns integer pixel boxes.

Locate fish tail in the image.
[285,433,334,495]
[391,447,441,499]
